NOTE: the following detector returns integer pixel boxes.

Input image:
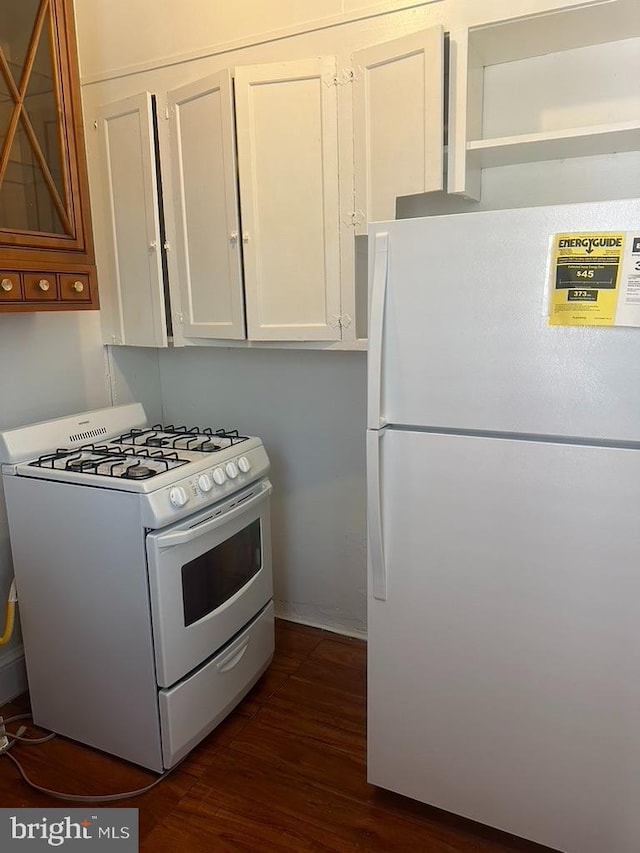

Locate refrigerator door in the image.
[368,199,640,440]
[368,426,640,853]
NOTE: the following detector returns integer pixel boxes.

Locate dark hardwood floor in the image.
[0,620,554,852]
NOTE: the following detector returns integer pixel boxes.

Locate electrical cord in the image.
[0,713,56,743]
[0,713,177,802]
[2,752,172,802]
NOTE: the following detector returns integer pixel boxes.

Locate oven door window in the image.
[181,518,262,626]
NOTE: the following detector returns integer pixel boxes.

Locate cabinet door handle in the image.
[71,280,84,293]
[242,231,249,243]
[229,231,238,244]
[38,279,51,292]
[1,278,13,292]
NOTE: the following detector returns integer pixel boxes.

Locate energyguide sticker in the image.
[548,231,640,327]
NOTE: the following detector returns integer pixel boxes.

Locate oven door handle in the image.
[155,480,272,549]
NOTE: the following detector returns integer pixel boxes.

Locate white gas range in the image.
[0,403,274,772]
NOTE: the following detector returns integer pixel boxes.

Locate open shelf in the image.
[467,120,640,169]
[448,0,640,198]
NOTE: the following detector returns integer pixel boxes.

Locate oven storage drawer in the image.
[158,601,274,769]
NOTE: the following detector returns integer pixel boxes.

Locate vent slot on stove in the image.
[68,427,108,443]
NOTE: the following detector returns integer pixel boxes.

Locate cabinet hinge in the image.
[164,105,170,120]
[323,72,339,87]
[345,210,365,228]
[339,67,358,85]
[330,314,352,330]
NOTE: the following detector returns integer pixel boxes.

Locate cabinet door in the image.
[352,27,445,233]
[96,93,167,347]
[162,71,245,342]
[235,58,342,341]
[0,0,97,313]
[0,0,90,252]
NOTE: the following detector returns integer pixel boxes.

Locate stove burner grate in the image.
[28,443,190,480]
[117,424,249,452]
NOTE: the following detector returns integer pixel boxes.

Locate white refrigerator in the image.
[366,199,640,853]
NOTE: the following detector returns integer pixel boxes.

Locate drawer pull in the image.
[71,280,84,293]
[38,279,51,292]
[1,278,13,292]
[216,638,250,673]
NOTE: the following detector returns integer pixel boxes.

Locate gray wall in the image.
[158,347,368,636]
[0,311,110,701]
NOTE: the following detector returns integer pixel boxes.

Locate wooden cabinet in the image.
[0,0,98,312]
[448,0,640,200]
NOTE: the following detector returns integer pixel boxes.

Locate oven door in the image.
[146,478,273,687]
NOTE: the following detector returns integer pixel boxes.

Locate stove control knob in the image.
[238,456,251,473]
[226,461,239,479]
[213,467,227,485]
[198,473,213,493]
[169,486,189,508]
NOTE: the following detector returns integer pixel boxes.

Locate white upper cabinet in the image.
[90,1,640,347]
[97,93,167,347]
[161,71,245,343]
[235,58,342,341]
[352,26,444,233]
[448,0,640,200]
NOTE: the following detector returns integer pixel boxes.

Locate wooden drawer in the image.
[23,272,59,301]
[59,273,91,302]
[0,271,22,301]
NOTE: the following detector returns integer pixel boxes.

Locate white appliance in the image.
[0,404,274,772]
[367,199,640,853]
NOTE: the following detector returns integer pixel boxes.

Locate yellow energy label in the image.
[548,232,624,326]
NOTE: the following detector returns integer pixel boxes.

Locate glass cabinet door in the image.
[0,0,85,248]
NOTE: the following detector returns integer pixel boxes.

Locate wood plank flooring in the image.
[0,620,554,851]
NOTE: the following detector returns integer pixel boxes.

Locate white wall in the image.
[0,312,111,701]
[74,0,609,81]
[158,348,368,636]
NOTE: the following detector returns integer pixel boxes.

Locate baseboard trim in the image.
[0,645,27,705]
[274,605,367,641]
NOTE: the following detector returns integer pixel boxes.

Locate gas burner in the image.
[66,457,88,472]
[122,464,154,480]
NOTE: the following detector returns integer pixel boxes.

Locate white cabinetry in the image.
[97,74,245,348]
[93,31,446,348]
[448,0,640,200]
[352,26,444,232]
[97,93,167,347]
[163,70,245,343]
[93,1,640,347]
[234,58,342,341]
